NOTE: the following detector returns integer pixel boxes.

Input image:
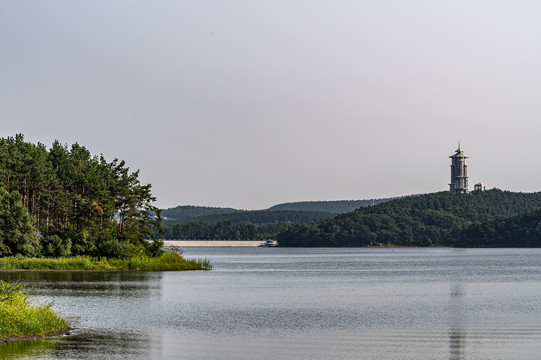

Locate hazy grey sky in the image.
[2,1,541,209]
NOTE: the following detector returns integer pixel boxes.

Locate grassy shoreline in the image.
[0,251,212,271]
[0,282,70,341]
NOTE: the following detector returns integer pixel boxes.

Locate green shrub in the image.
[41,235,72,258]
[70,229,96,256]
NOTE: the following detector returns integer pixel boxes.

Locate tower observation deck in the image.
[449,144,469,194]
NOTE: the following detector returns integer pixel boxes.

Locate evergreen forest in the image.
[0,135,163,258]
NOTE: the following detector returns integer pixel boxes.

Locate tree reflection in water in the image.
[449,283,466,360]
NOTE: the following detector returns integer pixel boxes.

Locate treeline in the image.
[160,222,260,240]
[0,135,162,258]
[161,222,284,240]
[160,210,334,240]
[277,190,541,247]
[166,210,335,225]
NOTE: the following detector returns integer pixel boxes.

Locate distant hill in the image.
[267,198,398,213]
[161,197,400,221]
[161,205,241,221]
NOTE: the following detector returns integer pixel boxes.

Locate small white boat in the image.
[258,240,276,247]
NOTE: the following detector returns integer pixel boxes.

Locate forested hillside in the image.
[277,190,541,247]
[0,135,162,258]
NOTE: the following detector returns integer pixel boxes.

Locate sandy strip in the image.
[163,240,275,247]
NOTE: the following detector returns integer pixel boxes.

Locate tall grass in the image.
[0,281,69,339]
[0,251,213,271]
[107,252,213,271]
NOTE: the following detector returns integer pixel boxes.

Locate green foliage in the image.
[277,190,541,247]
[95,235,140,259]
[0,281,69,339]
[148,238,165,257]
[0,134,163,259]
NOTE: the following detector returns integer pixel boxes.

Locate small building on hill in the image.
[474,182,486,191]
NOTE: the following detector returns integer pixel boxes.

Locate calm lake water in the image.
[1,247,541,359]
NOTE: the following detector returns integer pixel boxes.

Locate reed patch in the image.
[0,251,213,271]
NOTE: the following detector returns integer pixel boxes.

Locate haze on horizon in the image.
[2,1,541,210]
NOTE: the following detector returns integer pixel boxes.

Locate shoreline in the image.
[0,328,73,343]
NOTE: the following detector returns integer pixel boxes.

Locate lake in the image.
[1,247,541,359]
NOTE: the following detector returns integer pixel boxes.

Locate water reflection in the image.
[0,330,155,360]
[47,330,153,360]
[449,283,465,360]
[0,271,162,283]
[0,338,56,359]
[0,271,163,299]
